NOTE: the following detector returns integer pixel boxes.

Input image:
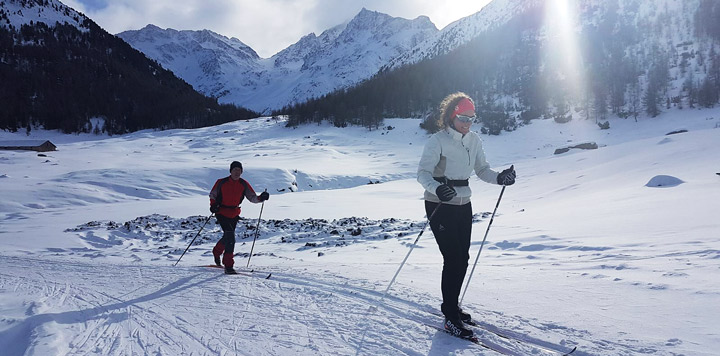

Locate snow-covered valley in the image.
[1,111,719,355]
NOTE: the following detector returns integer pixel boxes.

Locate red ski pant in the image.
[213,215,240,268]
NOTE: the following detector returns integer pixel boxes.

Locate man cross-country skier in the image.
[209,161,269,274]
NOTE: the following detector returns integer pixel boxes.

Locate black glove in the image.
[210,204,220,214]
[497,165,516,186]
[259,191,269,201]
[435,184,457,202]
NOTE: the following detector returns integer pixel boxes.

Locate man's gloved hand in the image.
[259,191,269,201]
[435,184,457,202]
[210,204,220,214]
[497,165,516,186]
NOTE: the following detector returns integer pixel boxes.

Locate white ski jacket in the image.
[417,128,499,205]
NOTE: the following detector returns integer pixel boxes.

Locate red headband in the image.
[451,97,475,119]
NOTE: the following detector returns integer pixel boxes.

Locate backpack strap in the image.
[215,177,230,207]
[237,178,249,205]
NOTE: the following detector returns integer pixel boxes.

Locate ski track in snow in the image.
[3,189,717,355]
[0,210,675,356]
[0,254,579,356]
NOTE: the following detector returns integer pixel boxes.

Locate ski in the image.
[427,311,576,355]
[197,265,271,279]
[243,270,272,279]
[236,267,272,279]
[419,321,513,355]
[474,324,577,356]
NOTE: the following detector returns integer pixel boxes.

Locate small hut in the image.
[0,140,57,152]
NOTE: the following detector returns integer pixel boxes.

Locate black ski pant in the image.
[213,215,240,268]
[425,200,472,321]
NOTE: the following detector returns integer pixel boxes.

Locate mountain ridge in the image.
[116,3,543,113]
[117,8,442,113]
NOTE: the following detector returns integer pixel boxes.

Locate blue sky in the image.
[63,0,491,58]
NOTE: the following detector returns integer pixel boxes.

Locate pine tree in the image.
[644,75,661,117]
[684,71,697,109]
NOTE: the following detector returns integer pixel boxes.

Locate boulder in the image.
[553,142,598,155]
[665,129,688,135]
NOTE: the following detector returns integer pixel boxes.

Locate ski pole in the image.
[246,190,266,268]
[174,213,214,266]
[376,201,442,304]
[355,202,442,356]
[459,185,506,306]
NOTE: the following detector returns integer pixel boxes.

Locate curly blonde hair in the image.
[437,92,474,129]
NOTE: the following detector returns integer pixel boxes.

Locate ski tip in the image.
[265,273,272,279]
[563,346,578,355]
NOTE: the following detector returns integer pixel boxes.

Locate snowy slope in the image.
[117,9,438,113]
[1,109,719,355]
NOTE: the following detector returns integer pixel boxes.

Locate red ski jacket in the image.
[209,176,261,218]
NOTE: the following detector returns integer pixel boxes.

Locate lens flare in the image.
[544,0,585,102]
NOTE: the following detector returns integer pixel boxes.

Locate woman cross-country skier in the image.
[209,161,269,274]
[417,92,516,338]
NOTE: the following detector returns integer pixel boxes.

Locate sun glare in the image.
[544,0,585,100]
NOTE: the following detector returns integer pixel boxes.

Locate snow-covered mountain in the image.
[7,0,718,127]
[118,8,439,113]
[116,24,262,103]
[1,0,88,30]
[384,0,542,70]
[117,0,720,122]
[0,0,256,134]
[114,1,553,113]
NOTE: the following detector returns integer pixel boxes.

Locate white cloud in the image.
[64,0,490,58]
